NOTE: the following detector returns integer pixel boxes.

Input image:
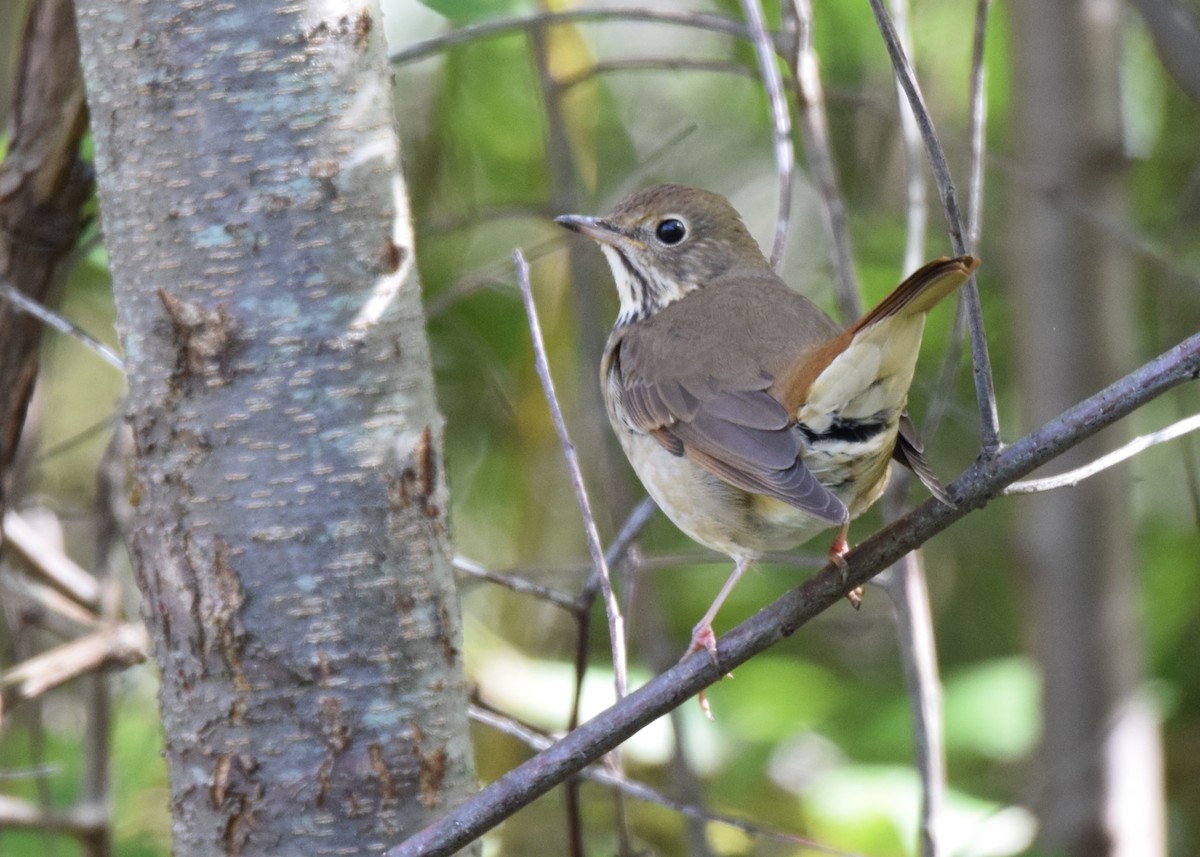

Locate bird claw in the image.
[684,622,734,720]
[828,533,862,609]
[688,622,720,665]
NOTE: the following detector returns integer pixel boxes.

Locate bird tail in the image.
[789,256,978,502]
[849,255,980,334]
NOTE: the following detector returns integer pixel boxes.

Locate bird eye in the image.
[655,218,687,245]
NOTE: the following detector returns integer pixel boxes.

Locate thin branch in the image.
[877,552,945,857]
[514,249,628,701]
[453,555,580,613]
[0,622,148,718]
[0,277,123,371]
[785,0,860,320]
[390,8,771,66]
[866,0,1001,455]
[966,0,991,253]
[1005,412,1200,495]
[921,0,991,445]
[0,569,101,633]
[738,0,794,270]
[467,704,864,857]
[3,511,102,608]
[386,331,1200,857]
[889,0,928,275]
[556,57,755,90]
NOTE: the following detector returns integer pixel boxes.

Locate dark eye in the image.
[655,218,686,245]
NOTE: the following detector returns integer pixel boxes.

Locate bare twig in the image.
[0,570,101,633]
[889,0,928,275]
[878,552,945,857]
[921,0,992,443]
[386,331,1200,857]
[0,277,123,371]
[866,0,1001,455]
[3,511,102,608]
[1006,412,1200,494]
[514,249,628,701]
[0,622,148,719]
[389,8,770,67]
[738,0,794,270]
[785,0,861,321]
[557,57,755,90]
[452,555,580,612]
[966,0,991,253]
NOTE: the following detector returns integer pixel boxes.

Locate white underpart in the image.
[600,245,689,326]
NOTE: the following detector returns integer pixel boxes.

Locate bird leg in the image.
[828,523,862,609]
[685,555,752,663]
[683,556,751,720]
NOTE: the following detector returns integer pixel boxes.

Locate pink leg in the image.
[828,522,862,609]
[685,556,752,663]
[684,556,752,720]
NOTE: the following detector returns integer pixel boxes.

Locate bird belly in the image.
[619,430,834,558]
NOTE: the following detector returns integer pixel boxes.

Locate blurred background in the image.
[2,1,1199,855]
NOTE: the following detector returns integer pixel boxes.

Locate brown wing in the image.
[609,277,848,524]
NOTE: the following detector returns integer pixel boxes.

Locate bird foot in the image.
[828,535,862,609]
[683,622,732,721]
[687,622,720,665]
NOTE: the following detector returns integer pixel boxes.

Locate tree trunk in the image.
[1008,2,1165,855]
[73,2,477,854]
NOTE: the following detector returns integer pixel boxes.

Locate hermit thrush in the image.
[557,184,978,661]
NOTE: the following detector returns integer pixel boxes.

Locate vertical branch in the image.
[866,0,1002,455]
[889,0,928,275]
[785,0,861,321]
[738,0,795,270]
[966,0,991,253]
[878,552,946,857]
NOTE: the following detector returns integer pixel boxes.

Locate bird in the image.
[556,183,978,663]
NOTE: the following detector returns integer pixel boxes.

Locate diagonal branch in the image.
[387,332,1200,857]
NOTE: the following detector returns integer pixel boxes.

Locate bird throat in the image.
[601,245,696,329]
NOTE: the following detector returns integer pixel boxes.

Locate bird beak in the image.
[554,214,629,248]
